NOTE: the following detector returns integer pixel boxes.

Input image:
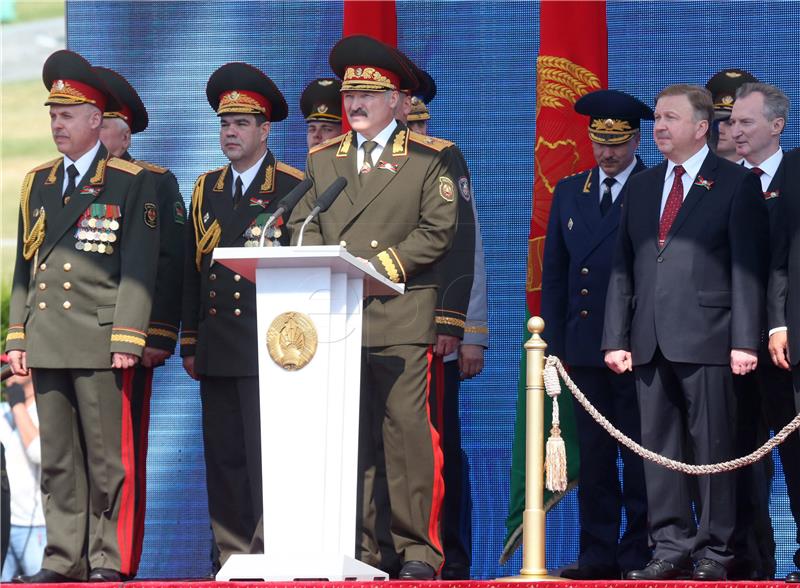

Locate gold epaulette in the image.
[310,133,347,155]
[277,161,304,181]
[408,131,453,152]
[30,157,61,173]
[107,157,144,175]
[202,165,227,177]
[134,159,169,174]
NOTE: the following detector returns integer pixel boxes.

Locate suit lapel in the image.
[220,152,278,246]
[332,131,359,205]
[767,152,785,195]
[209,164,234,229]
[660,151,718,252]
[575,168,601,232]
[39,146,108,262]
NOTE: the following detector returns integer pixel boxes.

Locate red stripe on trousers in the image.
[424,347,445,568]
[433,356,445,449]
[130,367,153,574]
[117,367,136,575]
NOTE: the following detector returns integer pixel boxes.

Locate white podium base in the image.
[216,553,389,581]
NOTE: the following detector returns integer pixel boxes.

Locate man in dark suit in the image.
[5,50,159,583]
[180,62,304,569]
[542,89,652,580]
[730,82,798,581]
[602,84,768,581]
[766,144,800,584]
[288,35,457,580]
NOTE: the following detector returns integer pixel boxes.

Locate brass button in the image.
[370,240,378,248]
[580,288,589,296]
[63,262,71,272]
[209,308,217,316]
[39,263,47,271]
[209,273,217,281]
[339,240,347,247]
[63,282,71,290]
[234,309,241,317]
[209,290,216,298]
[38,282,47,291]
[580,267,589,276]
[38,301,47,310]
[579,310,589,318]
[63,301,71,310]
[233,292,241,300]
[233,274,241,282]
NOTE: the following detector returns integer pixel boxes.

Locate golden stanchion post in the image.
[499,316,562,581]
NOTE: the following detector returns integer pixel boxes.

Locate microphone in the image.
[297,177,347,247]
[258,179,313,247]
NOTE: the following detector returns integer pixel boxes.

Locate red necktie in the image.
[658,165,684,248]
[750,166,764,177]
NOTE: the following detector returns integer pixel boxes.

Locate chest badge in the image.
[568,217,573,231]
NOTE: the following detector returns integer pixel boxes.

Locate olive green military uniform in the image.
[5,146,159,579]
[181,152,303,563]
[123,153,185,575]
[288,122,457,571]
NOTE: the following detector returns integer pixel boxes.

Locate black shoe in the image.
[786,570,800,583]
[441,563,470,580]
[88,568,123,582]
[561,564,621,580]
[626,559,691,580]
[13,569,75,583]
[692,558,727,581]
[398,560,436,580]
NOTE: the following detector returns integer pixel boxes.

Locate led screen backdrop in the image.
[65,0,800,579]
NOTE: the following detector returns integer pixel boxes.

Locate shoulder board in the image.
[134,159,169,175]
[310,133,347,155]
[30,158,61,173]
[408,131,453,152]
[200,165,227,178]
[276,161,304,181]
[107,157,144,175]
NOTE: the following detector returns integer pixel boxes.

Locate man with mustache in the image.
[180,62,304,570]
[541,89,651,580]
[4,50,159,583]
[300,78,342,150]
[603,84,768,581]
[289,35,458,580]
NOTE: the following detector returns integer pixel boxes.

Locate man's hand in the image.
[769,331,791,371]
[7,350,28,376]
[605,349,632,374]
[141,347,171,368]
[435,335,460,357]
[730,348,758,375]
[112,352,139,369]
[183,356,199,381]
[458,344,484,379]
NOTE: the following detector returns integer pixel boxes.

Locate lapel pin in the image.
[568,217,573,231]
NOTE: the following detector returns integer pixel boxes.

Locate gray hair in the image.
[736,82,790,125]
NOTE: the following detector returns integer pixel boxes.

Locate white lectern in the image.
[212,245,403,581]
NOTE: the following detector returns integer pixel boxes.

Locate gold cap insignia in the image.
[317,104,328,114]
[55,80,65,91]
[318,79,333,87]
[726,71,743,78]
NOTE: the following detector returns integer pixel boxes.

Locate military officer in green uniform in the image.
[95,65,185,577]
[5,50,159,583]
[288,35,458,580]
[180,62,304,568]
[301,77,343,150]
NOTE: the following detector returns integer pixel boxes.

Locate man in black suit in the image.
[542,89,652,580]
[767,145,800,584]
[602,84,768,581]
[731,82,800,582]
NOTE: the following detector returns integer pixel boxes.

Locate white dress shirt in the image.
[739,147,783,192]
[62,140,102,194]
[598,156,638,204]
[231,149,269,197]
[660,144,710,217]
[356,119,398,171]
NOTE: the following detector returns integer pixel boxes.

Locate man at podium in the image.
[180,62,305,570]
[288,35,458,580]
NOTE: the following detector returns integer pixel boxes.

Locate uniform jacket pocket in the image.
[97,305,115,325]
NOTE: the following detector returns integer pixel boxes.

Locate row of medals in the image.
[243,224,282,247]
[74,217,120,254]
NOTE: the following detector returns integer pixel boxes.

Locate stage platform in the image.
[18,581,792,588]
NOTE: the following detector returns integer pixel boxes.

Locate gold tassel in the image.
[545,423,567,492]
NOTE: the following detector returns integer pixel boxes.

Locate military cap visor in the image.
[407,96,430,122]
[300,78,342,122]
[575,89,654,145]
[329,35,418,93]
[206,62,288,122]
[94,67,149,134]
[42,50,119,113]
[705,68,760,119]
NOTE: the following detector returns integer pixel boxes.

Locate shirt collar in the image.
[356,119,398,152]
[64,140,102,179]
[231,149,268,194]
[665,143,709,182]
[598,156,638,188]
[740,147,783,177]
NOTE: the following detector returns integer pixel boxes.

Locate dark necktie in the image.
[233,176,244,208]
[658,164,684,248]
[359,140,378,185]
[600,176,616,216]
[63,163,79,206]
[750,166,764,177]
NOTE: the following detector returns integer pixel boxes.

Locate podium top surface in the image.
[213,245,404,296]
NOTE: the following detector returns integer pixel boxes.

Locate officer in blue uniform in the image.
[541,89,653,580]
